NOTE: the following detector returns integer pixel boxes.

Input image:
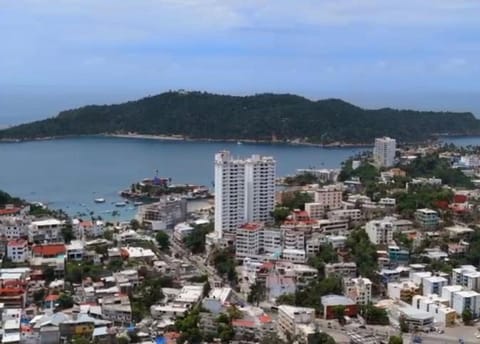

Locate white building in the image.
[422,276,448,296]
[214,151,276,239]
[28,219,64,243]
[0,217,30,240]
[452,265,480,292]
[235,223,281,260]
[277,305,315,340]
[415,209,440,230]
[374,137,396,167]
[66,240,85,261]
[327,209,362,223]
[343,277,372,305]
[173,222,194,242]
[6,239,28,263]
[324,262,357,279]
[411,294,456,326]
[304,202,327,220]
[282,248,306,263]
[365,219,394,245]
[452,290,480,317]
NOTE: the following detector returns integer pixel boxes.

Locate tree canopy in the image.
[2,91,479,144]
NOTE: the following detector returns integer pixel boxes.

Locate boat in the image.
[94,198,106,203]
[134,201,143,206]
[237,141,242,145]
[115,202,127,207]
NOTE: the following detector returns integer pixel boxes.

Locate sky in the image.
[1,0,480,126]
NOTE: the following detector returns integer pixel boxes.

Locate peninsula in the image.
[1,91,479,144]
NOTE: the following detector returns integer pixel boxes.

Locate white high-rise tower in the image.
[373,137,396,167]
[214,151,276,239]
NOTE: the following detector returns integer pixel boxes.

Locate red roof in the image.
[239,223,262,231]
[32,244,65,257]
[44,294,60,302]
[79,221,94,228]
[258,314,272,323]
[7,239,27,247]
[454,194,468,203]
[0,208,21,216]
[232,319,256,327]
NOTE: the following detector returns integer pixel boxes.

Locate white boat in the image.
[94,198,106,203]
[237,141,243,145]
[134,201,143,206]
[115,202,127,207]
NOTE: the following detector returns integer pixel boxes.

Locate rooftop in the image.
[321,294,356,306]
[31,218,63,226]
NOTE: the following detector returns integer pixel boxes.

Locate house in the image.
[66,240,85,261]
[414,209,439,229]
[6,239,28,263]
[28,219,64,243]
[343,277,372,305]
[324,262,357,279]
[411,294,456,327]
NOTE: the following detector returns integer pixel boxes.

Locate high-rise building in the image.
[374,137,396,167]
[214,151,276,239]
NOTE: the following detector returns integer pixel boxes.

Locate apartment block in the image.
[343,277,372,305]
[422,276,448,296]
[411,294,456,327]
[415,209,440,230]
[313,188,343,209]
[365,219,394,245]
[374,137,396,167]
[452,265,480,292]
[277,305,315,340]
[214,151,276,238]
[324,262,357,279]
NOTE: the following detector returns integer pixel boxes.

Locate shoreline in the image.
[1,132,478,147]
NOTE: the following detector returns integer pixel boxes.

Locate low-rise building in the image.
[415,209,439,229]
[327,209,362,223]
[6,239,28,263]
[343,277,372,305]
[277,305,315,340]
[387,281,420,303]
[365,219,394,245]
[422,276,448,296]
[28,219,64,243]
[412,294,456,326]
[324,262,357,279]
[66,240,85,261]
[452,265,480,292]
[452,290,480,317]
[321,294,358,319]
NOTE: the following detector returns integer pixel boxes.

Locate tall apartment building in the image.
[214,151,276,238]
[277,305,315,340]
[314,188,343,209]
[452,265,480,291]
[414,208,440,230]
[374,137,396,167]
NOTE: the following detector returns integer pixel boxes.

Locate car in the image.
[437,329,444,334]
[359,325,366,329]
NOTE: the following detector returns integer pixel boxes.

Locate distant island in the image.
[1,91,479,144]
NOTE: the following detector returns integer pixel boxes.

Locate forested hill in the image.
[1,91,479,144]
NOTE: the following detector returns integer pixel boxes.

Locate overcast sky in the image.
[1,0,480,125]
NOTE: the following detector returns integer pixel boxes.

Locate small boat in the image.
[94,198,106,203]
[134,201,143,206]
[237,141,243,145]
[115,202,127,207]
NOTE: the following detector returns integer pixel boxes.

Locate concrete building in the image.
[28,219,64,243]
[452,290,480,317]
[0,217,29,240]
[422,276,448,296]
[374,137,396,167]
[365,219,394,245]
[387,281,420,302]
[313,188,343,209]
[452,265,480,292]
[324,262,357,279]
[214,151,276,239]
[343,277,372,305]
[327,209,362,223]
[415,209,440,229]
[412,294,456,327]
[304,202,327,220]
[6,239,28,263]
[321,295,358,319]
[277,305,315,340]
[235,224,281,260]
[137,197,187,231]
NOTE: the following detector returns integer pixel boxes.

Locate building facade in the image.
[373,137,396,167]
[214,151,276,238]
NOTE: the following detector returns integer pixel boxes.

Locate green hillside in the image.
[1,91,478,144]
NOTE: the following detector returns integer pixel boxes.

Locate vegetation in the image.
[0,190,22,205]
[271,207,291,224]
[280,191,314,211]
[184,222,213,254]
[57,293,74,309]
[462,308,473,325]
[338,160,379,183]
[155,231,170,251]
[212,248,237,283]
[276,277,342,313]
[394,184,453,216]
[307,244,339,278]
[2,91,478,144]
[360,304,390,325]
[61,222,75,244]
[308,332,337,344]
[346,229,378,279]
[283,172,321,186]
[389,336,403,344]
[405,153,473,188]
[131,275,173,322]
[247,281,266,306]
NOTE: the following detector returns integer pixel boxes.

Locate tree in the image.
[399,316,409,333]
[57,293,74,309]
[360,304,390,325]
[61,223,75,244]
[33,289,46,304]
[260,333,287,344]
[130,219,140,230]
[333,305,345,324]
[155,231,170,251]
[184,222,213,254]
[247,281,265,306]
[212,248,237,283]
[72,335,91,344]
[308,332,336,344]
[462,308,473,325]
[271,207,291,224]
[389,335,403,344]
[280,191,314,211]
[43,266,56,284]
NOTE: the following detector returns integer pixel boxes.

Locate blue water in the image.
[1,136,477,221]
[0,137,365,220]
